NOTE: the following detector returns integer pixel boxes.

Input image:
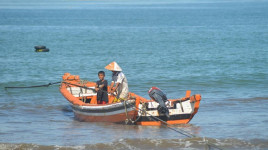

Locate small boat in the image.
[59,73,201,126]
[34,45,49,52]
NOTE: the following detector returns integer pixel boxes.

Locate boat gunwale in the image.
[73,100,136,109]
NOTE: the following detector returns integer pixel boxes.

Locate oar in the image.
[62,81,117,94]
[62,81,116,95]
[61,81,96,92]
[4,81,62,89]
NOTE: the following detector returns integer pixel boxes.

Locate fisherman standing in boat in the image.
[105,61,129,103]
[95,71,108,104]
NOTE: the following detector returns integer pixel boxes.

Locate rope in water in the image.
[4,80,94,89]
[4,81,62,89]
[127,101,224,150]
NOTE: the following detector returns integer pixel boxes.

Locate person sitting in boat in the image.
[95,71,108,104]
[105,61,129,103]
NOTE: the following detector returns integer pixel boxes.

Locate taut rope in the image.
[4,81,61,89]
[128,102,224,150]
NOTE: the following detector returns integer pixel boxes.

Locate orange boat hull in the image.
[74,111,136,123]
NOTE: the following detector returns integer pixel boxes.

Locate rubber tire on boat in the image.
[35,48,49,52]
[34,45,46,49]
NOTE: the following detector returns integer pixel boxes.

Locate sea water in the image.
[0,0,268,149]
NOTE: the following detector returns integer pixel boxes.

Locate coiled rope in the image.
[123,100,144,124]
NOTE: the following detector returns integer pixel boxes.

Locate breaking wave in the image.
[1,138,268,150]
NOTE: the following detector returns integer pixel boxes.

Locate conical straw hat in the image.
[105,61,122,71]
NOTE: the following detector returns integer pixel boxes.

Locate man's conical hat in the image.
[105,61,122,71]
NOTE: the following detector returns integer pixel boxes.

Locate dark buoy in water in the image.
[35,45,49,52]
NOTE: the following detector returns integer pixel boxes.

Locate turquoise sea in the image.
[0,0,268,149]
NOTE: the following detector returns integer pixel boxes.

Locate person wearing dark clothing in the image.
[95,71,108,104]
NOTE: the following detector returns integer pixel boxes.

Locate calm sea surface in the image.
[0,0,268,149]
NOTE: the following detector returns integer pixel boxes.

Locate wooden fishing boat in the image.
[59,73,201,126]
